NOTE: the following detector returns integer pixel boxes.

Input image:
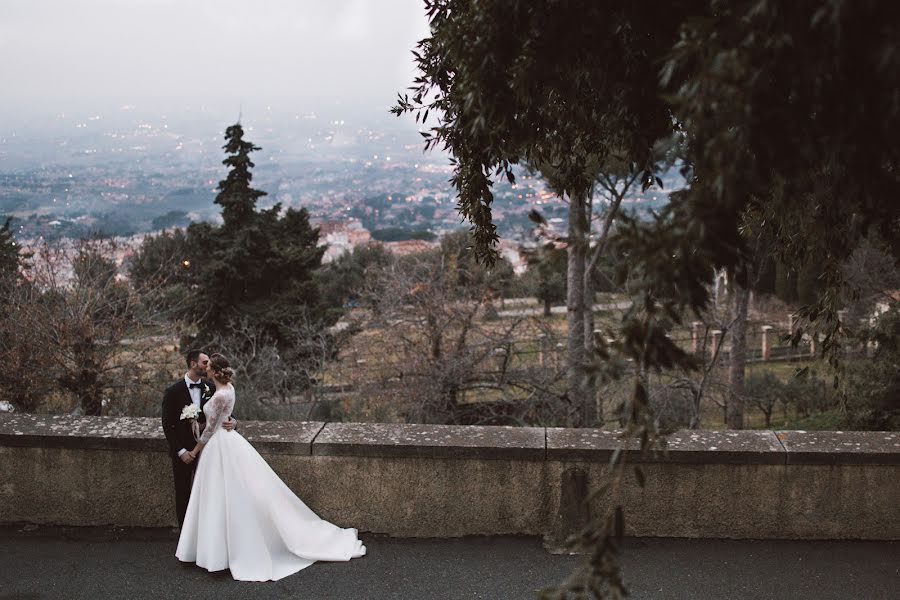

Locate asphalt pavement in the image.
[0,525,897,600]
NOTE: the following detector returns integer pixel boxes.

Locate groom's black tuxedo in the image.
[162,377,237,528]
[161,377,216,460]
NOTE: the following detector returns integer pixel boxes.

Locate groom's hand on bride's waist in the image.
[222,417,237,432]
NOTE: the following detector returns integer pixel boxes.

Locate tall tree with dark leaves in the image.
[396,2,900,596]
[393,1,693,426]
[0,217,28,282]
[662,0,900,364]
[216,124,267,229]
[186,124,327,351]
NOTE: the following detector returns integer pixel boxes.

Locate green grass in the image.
[746,360,821,380]
[765,409,847,431]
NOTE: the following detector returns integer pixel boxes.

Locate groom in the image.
[161,349,237,528]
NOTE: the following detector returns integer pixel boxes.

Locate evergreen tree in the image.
[128,228,192,288]
[185,124,327,348]
[0,217,28,281]
[317,243,394,314]
[216,124,267,228]
[524,244,567,317]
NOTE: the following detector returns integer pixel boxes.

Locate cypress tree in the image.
[0,217,29,282]
[186,124,326,346]
[215,124,267,229]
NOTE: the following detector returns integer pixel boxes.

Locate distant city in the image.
[1,105,680,263]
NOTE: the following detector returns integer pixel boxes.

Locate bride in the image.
[175,353,366,581]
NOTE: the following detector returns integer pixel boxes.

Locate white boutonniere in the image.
[201,382,213,401]
[180,404,201,441]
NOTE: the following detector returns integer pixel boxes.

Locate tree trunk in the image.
[566,190,593,426]
[726,281,750,429]
[581,181,626,428]
[543,297,552,317]
[427,314,442,360]
[583,256,599,425]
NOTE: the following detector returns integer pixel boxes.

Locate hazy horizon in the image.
[1,0,431,128]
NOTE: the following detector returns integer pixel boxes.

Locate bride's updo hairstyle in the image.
[208,353,235,384]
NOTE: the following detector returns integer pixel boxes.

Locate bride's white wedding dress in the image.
[175,384,366,581]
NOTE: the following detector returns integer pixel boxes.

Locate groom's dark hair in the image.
[186,349,204,368]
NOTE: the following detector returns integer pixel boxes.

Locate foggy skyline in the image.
[1,0,431,126]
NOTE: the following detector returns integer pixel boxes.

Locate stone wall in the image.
[0,414,897,540]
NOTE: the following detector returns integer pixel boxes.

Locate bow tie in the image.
[188,382,202,389]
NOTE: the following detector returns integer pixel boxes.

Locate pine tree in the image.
[215,124,267,228]
[185,123,327,347]
[0,217,28,281]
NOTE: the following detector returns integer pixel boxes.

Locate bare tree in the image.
[0,280,47,412]
[352,253,569,425]
[203,314,338,420]
[2,238,181,415]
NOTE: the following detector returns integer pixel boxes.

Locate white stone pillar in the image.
[691,321,703,354]
[711,330,723,357]
[761,325,773,360]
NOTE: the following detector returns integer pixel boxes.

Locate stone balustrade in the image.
[1,414,897,540]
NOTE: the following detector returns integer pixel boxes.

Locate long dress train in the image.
[175,384,366,581]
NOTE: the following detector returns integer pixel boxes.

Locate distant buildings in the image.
[314,219,372,263]
[498,239,527,275]
[381,239,439,256]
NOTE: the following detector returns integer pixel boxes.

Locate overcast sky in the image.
[1,0,431,123]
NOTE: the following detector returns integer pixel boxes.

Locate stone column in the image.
[537,334,548,366]
[761,325,773,360]
[711,330,723,357]
[788,312,799,334]
[691,321,703,354]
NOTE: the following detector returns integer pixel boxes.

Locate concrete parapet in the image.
[0,414,897,540]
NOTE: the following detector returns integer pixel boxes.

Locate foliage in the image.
[317,242,395,313]
[840,234,900,322]
[0,238,171,415]
[397,0,900,596]
[170,124,328,348]
[0,294,49,412]
[150,210,191,231]
[663,0,900,363]
[392,0,688,265]
[745,369,826,427]
[128,229,194,286]
[436,229,515,296]
[521,243,567,316]
[204,315,338,414]
[841,303,900,430]
[358,244,566,425]
[0,216,29,282]
[744,371,783,427]
[370,227,436,242]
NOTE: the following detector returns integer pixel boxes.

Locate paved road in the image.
[1,526,897,600]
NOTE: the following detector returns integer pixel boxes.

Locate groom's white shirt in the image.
[177,373,203,458]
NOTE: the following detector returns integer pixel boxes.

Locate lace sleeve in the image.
[199,390,232,443]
